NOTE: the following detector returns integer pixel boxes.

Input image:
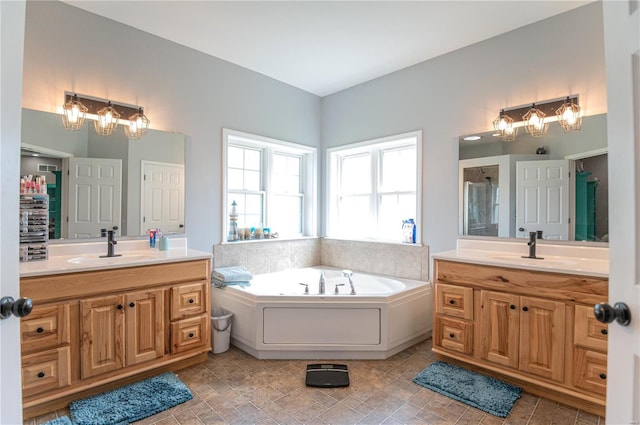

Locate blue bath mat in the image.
[412,361,521,417]
[68,372,192,425]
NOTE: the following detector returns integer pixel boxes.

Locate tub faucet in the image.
[319,272,326,294]
[100,226,121,258]
[342,270,356,295]
[522,231,543,260]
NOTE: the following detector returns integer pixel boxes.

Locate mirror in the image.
[20,108,186,240]
[459,113,608,243]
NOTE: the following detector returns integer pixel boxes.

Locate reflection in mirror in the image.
[459,113,608,243]
[20,108,186,240]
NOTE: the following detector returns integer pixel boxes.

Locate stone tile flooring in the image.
[29,339,604,425]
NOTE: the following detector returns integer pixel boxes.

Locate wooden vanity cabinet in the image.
[20,258,211,419]
[433,259,608,417]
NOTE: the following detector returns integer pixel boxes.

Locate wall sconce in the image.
[495,95,580,141]
[61,94,88,131]
[60,93,151,138]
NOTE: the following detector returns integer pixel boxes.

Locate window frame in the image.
[326,130,422,243]
[222,128,317,242]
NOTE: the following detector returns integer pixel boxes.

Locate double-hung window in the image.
[327,131,422,242]
[223,129,316,241]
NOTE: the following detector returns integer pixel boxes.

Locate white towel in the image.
[212,266,253,283]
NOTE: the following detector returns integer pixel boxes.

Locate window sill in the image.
[221,235,318,245]
[322,237,423,247]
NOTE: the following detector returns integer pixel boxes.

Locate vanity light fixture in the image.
[60,93,151,138]
[61,94,88,131]
[124,107,150,139]
[522,103,549,137]
[556,96,583,132]
[493,109,517,142]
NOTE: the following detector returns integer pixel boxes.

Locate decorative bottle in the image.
[228,201,239,241]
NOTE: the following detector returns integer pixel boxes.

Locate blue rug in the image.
[63,372,192,425]
[412,361,521,417]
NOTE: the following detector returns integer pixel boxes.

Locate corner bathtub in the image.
[211,266,433,359]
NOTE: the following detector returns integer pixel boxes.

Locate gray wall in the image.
[21,0,322,252]
[321,2,607,255]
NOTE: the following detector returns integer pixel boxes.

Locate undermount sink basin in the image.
[487,254,578,267]
[67,252,158,265]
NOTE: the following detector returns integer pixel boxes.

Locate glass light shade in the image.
[61,94,88,131]
[125,108,150,139]
[493,110,517,141]
[556,97,582,132]
[501,126,518,142]
[523,105,549,137]
[94,102,121,136]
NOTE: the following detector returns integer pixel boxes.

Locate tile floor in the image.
[28,339,604,425]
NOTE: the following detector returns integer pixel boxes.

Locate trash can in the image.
[211,307,233,354]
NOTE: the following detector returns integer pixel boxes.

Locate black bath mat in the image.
[305,363,350,388]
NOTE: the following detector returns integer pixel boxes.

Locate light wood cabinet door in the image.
[479,290,520,369]
[22,346,71,398]
[171,281,207,320]
[21,304,70,353]
[518,296,566,382]
[125,289,164,366]
[80,295,125,379]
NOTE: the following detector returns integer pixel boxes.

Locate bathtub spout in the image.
[319,272,326,294]
[342,270,356,295]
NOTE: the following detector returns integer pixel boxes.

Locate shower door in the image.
[463,180,499,237]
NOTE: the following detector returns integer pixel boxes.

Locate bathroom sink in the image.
[66,252,159,265]
[487,254,577,267]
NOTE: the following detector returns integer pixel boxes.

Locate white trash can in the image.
[211,307,233,354]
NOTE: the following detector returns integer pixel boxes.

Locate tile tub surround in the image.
[432,239,609,277]
[27,339,605,425]
[214,238,429,281]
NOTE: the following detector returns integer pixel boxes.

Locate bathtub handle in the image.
[299,283,309,294]
[334,284,345,295]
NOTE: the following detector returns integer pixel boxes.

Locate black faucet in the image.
[100,226,122,258]
[522,231,544,260]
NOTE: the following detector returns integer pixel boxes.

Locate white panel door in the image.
[141,161,185,234]
[602,1,640,423]
[515,160,569,240]
[67,158,122,238]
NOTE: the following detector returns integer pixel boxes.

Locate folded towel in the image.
[212,278,251,289]
[212,266,253,283]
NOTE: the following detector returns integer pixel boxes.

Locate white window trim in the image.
[326,130,423,244]
[222,128,317,242]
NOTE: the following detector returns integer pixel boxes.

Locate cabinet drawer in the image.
[573,347,607,396]
[171,314,209,354]
[171,281,207,320]
[435,317,473,354]
[435,283,473,320]
[574,304,608,352]
[22,346,71,398]
[21,304,70,353]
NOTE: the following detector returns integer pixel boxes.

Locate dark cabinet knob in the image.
[599,373,607,380]
[129,302,135,308]
[36,327,44,333]
[601,329,608,335]
[189,299,194,304]
[522,306,529,312]
[188,333,195,338]
[509,304,516,310]
[448,300,455,305]
[594,302,631,326]
[37,372,45,378]
[449,333,455,338]
[117,304,123,310]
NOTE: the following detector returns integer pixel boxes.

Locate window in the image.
[327,131,422,242]
[223,129,316,241]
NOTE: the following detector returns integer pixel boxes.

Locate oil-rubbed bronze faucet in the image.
[522,231,544,260]
[100,226,122,258]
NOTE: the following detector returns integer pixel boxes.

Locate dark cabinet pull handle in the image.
[448,300,455,305]
[601,329,608,335]
[509,305,516,310]
[449,333,455,338]
[188,333,194,338]
[37,372,45,378]
[36,327,44,333]
[129,302,135,308]
[117,304,123,310]
[189,299,194,304]
[522,306,529,312]
[599,373,607,380]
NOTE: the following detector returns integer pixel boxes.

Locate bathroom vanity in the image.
[432,240,608,417]
[19,240,211,419]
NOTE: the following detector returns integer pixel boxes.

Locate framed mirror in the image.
[459,113,608,243]
[20,108,186,240]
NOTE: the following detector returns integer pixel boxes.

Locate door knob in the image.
[0,296,33,319]
[594,302,631,326]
